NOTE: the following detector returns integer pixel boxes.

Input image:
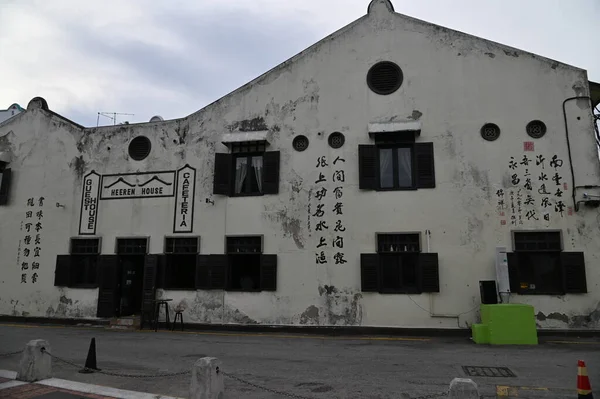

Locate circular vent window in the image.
[328,132,345,149]
[526,120,547,139]
[367,61,403,95]
[480,123,500,141]
[292,135,309,152]
[128,136,151,160]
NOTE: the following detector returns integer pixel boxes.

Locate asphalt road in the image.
[0,323,598,398]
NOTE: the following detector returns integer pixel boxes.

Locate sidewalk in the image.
[0,371,182,399]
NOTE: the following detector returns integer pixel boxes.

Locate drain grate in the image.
[462,366,516,378]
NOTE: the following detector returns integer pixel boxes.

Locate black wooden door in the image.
[96,255,119,318]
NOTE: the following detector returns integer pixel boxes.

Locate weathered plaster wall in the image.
[1,0,599,329]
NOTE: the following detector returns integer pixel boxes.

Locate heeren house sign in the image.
[78,167,197,235]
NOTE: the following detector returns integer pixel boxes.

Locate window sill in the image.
[226,289,263,293]
[69,284,98,289]
[230,192,264,198]
[162,287,197,291]
[514,291,566,296]
[378,289,420,295]
[376,187,417,192]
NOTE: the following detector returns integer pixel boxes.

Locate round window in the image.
[328,132,345,149]
[128,136,151,160]
[480,123,500,141]
[292,135,309,152]
[367,61,403,95]
[526,120,547,139]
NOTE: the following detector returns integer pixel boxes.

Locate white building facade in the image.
[1,0,600,331]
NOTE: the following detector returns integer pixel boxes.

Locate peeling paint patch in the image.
[485,52,496,59]
[300,305,319,325]
[227,117,268,132]
[409,110,423,120]
[69,155,86,180]
[537,311,569,323]
[318,285,338,296]
[503,50,519,58]
[264,209,305,249]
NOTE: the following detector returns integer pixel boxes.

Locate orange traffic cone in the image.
[578,360,593,398]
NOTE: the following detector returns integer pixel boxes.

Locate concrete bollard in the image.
[448,378,479,398]
[189,357,224,399]
[16,339,52,382]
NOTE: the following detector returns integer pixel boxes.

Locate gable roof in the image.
[1,0,591,131]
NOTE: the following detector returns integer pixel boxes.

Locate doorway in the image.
[116,238,148,317]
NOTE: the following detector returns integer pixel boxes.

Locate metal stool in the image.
[172,309,184,331]
[154,300,170,332]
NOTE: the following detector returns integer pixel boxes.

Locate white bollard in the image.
[189,357,224,399]
[16,339,52,382]
[448,378,480,398]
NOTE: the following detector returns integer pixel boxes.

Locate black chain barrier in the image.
[40,348,190,379]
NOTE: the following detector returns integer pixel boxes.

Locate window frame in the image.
[509,229,579,296]
[376,144,417,191]
[115,236,149,255]
[375,232,422,293]
[224,235,264,291]
[68,236,101,288]
[230,152,265,197]
[161,236,200,290]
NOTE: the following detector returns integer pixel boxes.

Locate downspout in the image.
[423,229,467,325]
[562,96,596,212]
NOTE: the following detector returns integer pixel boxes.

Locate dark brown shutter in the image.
[561,252,587,293]
[415,143,435,188]
[360,254,380,292]
[506,253,520,294]
[358,145,377,190]
[262,151,280,194]
[0,168,12,205]
[260,254,277,291]
[54,255,71,287]
[418,253,440,293]
[213,153,231,195]
[96,255,119,318]
[210,255,228,289]
[156,255,167,289]
[196,255,211,289]
[141,255,158,311]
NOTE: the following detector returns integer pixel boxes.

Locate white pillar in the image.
[448,378,480,399]
[16,339,51,382]
[189,357,224,399]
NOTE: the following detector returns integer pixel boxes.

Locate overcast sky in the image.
[1,0,599,127]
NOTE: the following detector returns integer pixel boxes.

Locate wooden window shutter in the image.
[506,253,520,294]
[96,255,119,318]
[561,252,587,293]
[418,253,440,293]
[210,255,228,289]
[262,151,280,194]
[358,145,377,190]
[156,255,167,289]
[0,168,12,205]
[195,255,211,289]
[142,255,158,309]
[213,153,231,195]
[260,254,277,291]
[360,253,380,292]
[54,255,72,287]
[415,143,435,188]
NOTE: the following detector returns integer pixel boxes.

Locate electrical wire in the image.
[407,295,480,317]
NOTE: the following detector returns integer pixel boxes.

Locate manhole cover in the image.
[462,366,516,377]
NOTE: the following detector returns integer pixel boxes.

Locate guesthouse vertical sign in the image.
[173,164,196,233]
[79,171,101,235]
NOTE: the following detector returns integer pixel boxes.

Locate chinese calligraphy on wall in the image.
[311,155,348,266]
[497,151,570,226]
[19,197,45,284]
